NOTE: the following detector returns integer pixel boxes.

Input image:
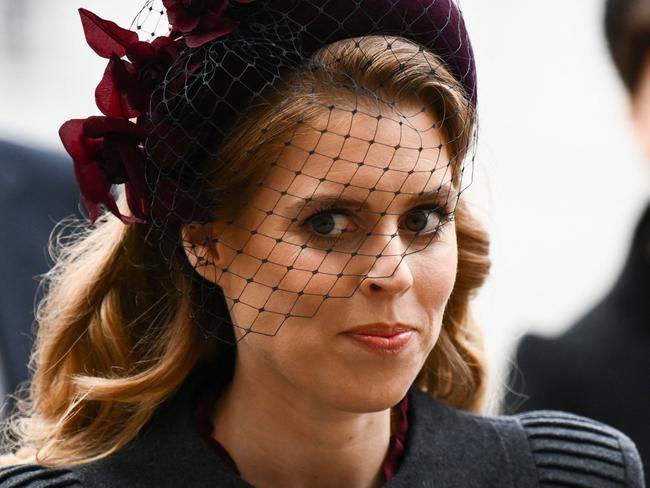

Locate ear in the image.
[182,222,226,284]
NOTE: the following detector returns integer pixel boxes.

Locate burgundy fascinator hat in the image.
[59,0,476,225]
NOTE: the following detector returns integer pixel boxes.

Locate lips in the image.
[344,323,415,336]
[342,323,416,354]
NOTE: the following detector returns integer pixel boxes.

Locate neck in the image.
[211,358,391,488]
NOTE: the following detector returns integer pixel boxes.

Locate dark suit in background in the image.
[505,204,650,475]
[0,139,78,399]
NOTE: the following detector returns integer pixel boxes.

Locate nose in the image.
[358,253,414,297]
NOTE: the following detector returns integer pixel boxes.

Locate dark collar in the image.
[609,202,650,316]
[76,364,249,488]
[75,366,535,487]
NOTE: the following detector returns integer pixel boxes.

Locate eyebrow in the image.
[285,184,458,216]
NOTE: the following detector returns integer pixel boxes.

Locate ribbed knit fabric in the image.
[0,464,81,487]
[519,410,645,487]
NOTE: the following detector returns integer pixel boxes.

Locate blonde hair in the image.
[1,36,489,467]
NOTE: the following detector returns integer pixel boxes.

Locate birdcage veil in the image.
[59,0,477,344]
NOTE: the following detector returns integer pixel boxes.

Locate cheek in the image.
[412,229,458,303]
[236,317,332,395]
[218,243,336,334]
[405,232,458,363]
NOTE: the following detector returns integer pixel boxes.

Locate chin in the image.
[302,338,433,413]
[319,365,420,414]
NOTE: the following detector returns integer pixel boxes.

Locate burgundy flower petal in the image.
[185,18,239,48]
[149,36,182,62]
[60,117,147,224]
[92,141,145,224]
[59,118,93,165]
[80,196,102,223]
[125,38,181,110]
[125,41,156,68]
[60,120,117,222]
[83,116,145,141]
[210,0,230,19]
[95,55,142,118]
[150,36,180,52]
[119,144,150,221]
[78,8,138,59]
[101,195,141,225]
[74,159,114,209]
[165,4,201,33]
[124,187,148,222]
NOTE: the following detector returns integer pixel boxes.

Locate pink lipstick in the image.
[342,323,415,354]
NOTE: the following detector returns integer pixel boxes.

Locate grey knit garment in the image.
[1,371,645,488]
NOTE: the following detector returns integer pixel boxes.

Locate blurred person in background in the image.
[504,0,650,472]
[0,139,78,409]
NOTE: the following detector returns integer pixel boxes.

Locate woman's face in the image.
[187,100,459,412]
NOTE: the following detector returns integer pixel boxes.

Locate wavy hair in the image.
[1,36,490,467]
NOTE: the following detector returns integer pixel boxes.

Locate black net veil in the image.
[95,0,478,344]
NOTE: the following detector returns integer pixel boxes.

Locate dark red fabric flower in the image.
[163,0,255,48]
[79,9,182,118]
[95,37,181,118]
[59,116,149,224]
[67,4,253,225]
[78,8,138,58]
[95,55,140,119]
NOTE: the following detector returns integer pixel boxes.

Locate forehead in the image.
[253,101,454,211]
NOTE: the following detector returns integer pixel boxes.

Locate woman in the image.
[0,1,645,487]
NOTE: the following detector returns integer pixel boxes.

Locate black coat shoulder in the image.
[2,389,644,487]
[0,464,81,487]
[515,409,645,487]
[504,205,650,472]
[394,388,645,487]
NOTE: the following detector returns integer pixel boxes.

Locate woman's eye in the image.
[306,212,350,236]
[403,209,442,233]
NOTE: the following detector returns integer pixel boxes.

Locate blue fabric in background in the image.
[0,139,79,400]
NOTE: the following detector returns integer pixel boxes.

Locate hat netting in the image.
[79,0,478,344]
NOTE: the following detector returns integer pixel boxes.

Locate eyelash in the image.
[302,206,356,245]
[406,204,455,237]
[301,203,454,245]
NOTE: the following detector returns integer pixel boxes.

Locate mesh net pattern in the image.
[125,0,477,343]
[130,1,169,39]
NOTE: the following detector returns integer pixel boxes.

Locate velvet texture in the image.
[62,0,477,224]
[141,0,477,223]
